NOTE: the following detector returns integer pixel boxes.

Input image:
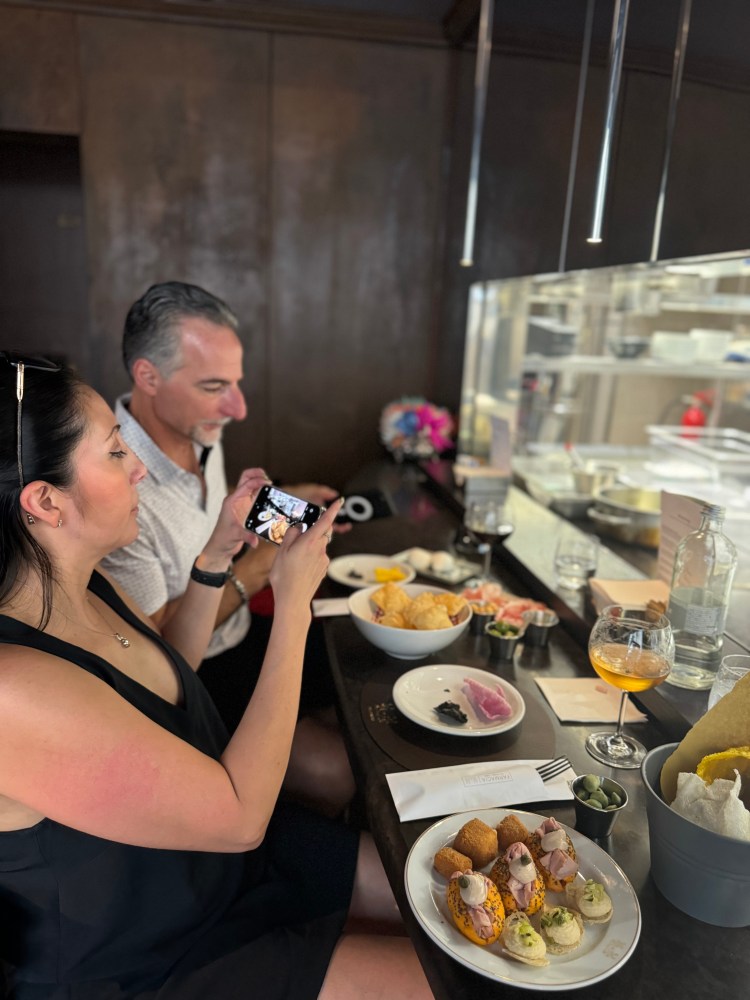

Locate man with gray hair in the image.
[101,281,355,816]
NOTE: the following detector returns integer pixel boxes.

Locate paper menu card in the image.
[657,491,706,584]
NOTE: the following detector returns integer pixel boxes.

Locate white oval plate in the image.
[392,664,525,736]
[327,554,415,589]
[405,808,641,991]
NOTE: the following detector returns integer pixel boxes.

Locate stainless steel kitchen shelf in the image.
[520,354,750,378]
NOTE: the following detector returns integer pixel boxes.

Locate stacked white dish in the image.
[688,328,733,362]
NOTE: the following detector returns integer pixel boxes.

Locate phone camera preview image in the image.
[245,485,322,545]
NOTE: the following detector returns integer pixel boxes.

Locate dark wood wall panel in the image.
[270,34,448,487]
[437,54,586,411]
[0,134,90,365]
[0,9,80,134]
[661,79,750,260]
[77,15,271,474]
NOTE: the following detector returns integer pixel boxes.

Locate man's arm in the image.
[212,541,278,626]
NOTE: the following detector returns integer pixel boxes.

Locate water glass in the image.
[554,532,599,590]
[707,654,750,710]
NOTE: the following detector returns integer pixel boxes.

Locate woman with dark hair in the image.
[0,354,431,1000]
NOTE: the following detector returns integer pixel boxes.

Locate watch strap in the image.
[190,558,229,588]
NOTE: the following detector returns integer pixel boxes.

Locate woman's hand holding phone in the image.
[201,468,271,570]
[269,498,343,615]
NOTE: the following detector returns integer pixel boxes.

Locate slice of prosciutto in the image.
[504,843,538,909]
[535,817,579,880]
[462,677,513,721]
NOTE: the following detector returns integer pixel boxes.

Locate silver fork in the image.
[536,756,572,783]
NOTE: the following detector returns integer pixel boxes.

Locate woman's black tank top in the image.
[0,572,249,993]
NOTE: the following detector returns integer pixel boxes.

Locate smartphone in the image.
[334,489,394,524]
[245,484,323,545]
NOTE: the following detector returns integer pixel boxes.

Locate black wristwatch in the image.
[190,558,229,588]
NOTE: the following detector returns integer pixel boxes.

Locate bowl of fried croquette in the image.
[348,582,472,660]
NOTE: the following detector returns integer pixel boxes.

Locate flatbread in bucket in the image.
[660,671,750,803]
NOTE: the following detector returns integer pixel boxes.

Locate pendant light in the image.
[559,0,596,272]
[650,0,693,262]
[588,0,631,244]
[460,0,495,267]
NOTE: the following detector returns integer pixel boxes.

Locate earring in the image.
[26,513,35,525]
[57,518,63,528]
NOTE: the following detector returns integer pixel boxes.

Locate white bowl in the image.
[348,583,472,660]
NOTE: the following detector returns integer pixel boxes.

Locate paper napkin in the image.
[588,577,670,615]
[311,598,351,618]
[386,758,576,823]
[535,677,647,724]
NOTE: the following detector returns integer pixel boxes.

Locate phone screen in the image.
[245,485,322,544]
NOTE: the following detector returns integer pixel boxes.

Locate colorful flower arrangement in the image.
[380,397,455,460]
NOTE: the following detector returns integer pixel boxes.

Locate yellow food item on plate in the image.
[696,746,750,785]
[447,872,504,946]
[373,566,407,583]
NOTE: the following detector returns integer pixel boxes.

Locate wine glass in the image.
[586,604,674,769]
[463,499,514,582]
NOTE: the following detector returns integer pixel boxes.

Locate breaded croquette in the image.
[433,846,473,879]
[453,818,498,869]
[496,814,531,852]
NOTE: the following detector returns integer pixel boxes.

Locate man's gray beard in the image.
[190,425,225,449]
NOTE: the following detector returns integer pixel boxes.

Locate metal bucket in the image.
[641,743,750,927]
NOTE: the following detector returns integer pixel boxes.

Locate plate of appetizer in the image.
[392,665,525,737]
[392,548,481,586]
[327,554,415,589]
[405,808,641,990]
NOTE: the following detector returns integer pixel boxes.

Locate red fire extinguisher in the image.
[680,389,714,434]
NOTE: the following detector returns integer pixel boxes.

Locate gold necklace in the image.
[60,600,131,649]
[86,600,131,648]
[15,581,132,649]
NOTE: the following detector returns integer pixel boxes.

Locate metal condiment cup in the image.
[521,609,559,647]
[485,622,523,661]
[571,774,628,838]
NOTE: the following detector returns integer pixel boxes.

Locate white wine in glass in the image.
[586,605,674,769]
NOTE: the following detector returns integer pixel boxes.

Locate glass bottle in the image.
[666,502,738,690]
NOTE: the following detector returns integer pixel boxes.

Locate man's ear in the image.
[131,358,162,396]
[20,481,63,529]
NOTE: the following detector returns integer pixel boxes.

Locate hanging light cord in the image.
[460,0,495,268]
[588,0,631,244]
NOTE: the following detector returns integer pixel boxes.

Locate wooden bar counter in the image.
[319,460,747,1000]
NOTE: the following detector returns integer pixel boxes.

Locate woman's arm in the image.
[0,500,341,853]
[157,469,267,667]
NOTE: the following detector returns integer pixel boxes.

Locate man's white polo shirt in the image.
[100,396,250,658]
